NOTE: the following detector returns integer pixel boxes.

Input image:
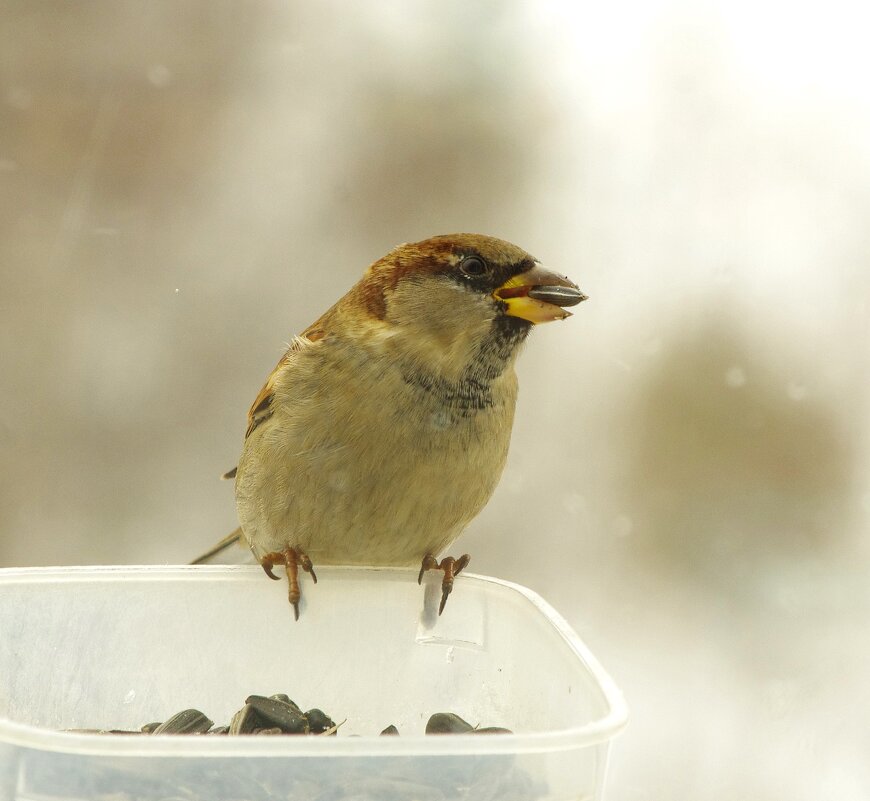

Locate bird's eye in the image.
[459,256,487,277]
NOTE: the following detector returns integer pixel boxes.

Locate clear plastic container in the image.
[0,565,627,800]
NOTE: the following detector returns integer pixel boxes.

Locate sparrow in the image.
[193,234,586,619]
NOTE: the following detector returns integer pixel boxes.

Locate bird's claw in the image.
[418,553,470,615]
[298,552,317,584]
[259,548,317,620]
[260,556,281,581]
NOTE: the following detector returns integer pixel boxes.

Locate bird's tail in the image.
[190,526,245,565]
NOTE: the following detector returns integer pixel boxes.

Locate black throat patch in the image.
[401,316,531,414]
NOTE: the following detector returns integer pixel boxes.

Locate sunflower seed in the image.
[528,285,587,307]
[153,709,213,735]
[425,712,474,735]
[244,695,309,733]
[305,708,335,734]
[268,693,301,711]
[228,703,259,735]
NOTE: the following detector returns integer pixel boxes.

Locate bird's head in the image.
[333,234,586,381]
[350,232,585,329]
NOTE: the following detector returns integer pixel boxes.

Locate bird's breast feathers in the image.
[235,332,518,564]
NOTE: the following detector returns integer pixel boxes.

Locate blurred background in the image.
[1,1,868,798]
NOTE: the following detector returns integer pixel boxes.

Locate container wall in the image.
[0,569,615,737]
[14,747,608,801]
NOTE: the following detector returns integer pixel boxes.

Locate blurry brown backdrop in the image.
[1,2,868,800]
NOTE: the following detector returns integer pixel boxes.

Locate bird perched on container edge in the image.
[192,233,586,619]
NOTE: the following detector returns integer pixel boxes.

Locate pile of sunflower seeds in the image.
[69,694,333,737]
[73,695,513,738]
[52,699,541,800]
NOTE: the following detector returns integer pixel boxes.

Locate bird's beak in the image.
[492,265,588,324]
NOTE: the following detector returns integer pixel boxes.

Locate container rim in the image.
[0,565,629,758]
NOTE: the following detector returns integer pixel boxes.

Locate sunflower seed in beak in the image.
[527,285,588,307]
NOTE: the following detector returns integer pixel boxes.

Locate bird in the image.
[193,233,586,619]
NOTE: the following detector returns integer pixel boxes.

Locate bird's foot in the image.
[259,547,317,621]
[418,553,470,615]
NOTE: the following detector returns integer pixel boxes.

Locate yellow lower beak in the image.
[493,265,587,324]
